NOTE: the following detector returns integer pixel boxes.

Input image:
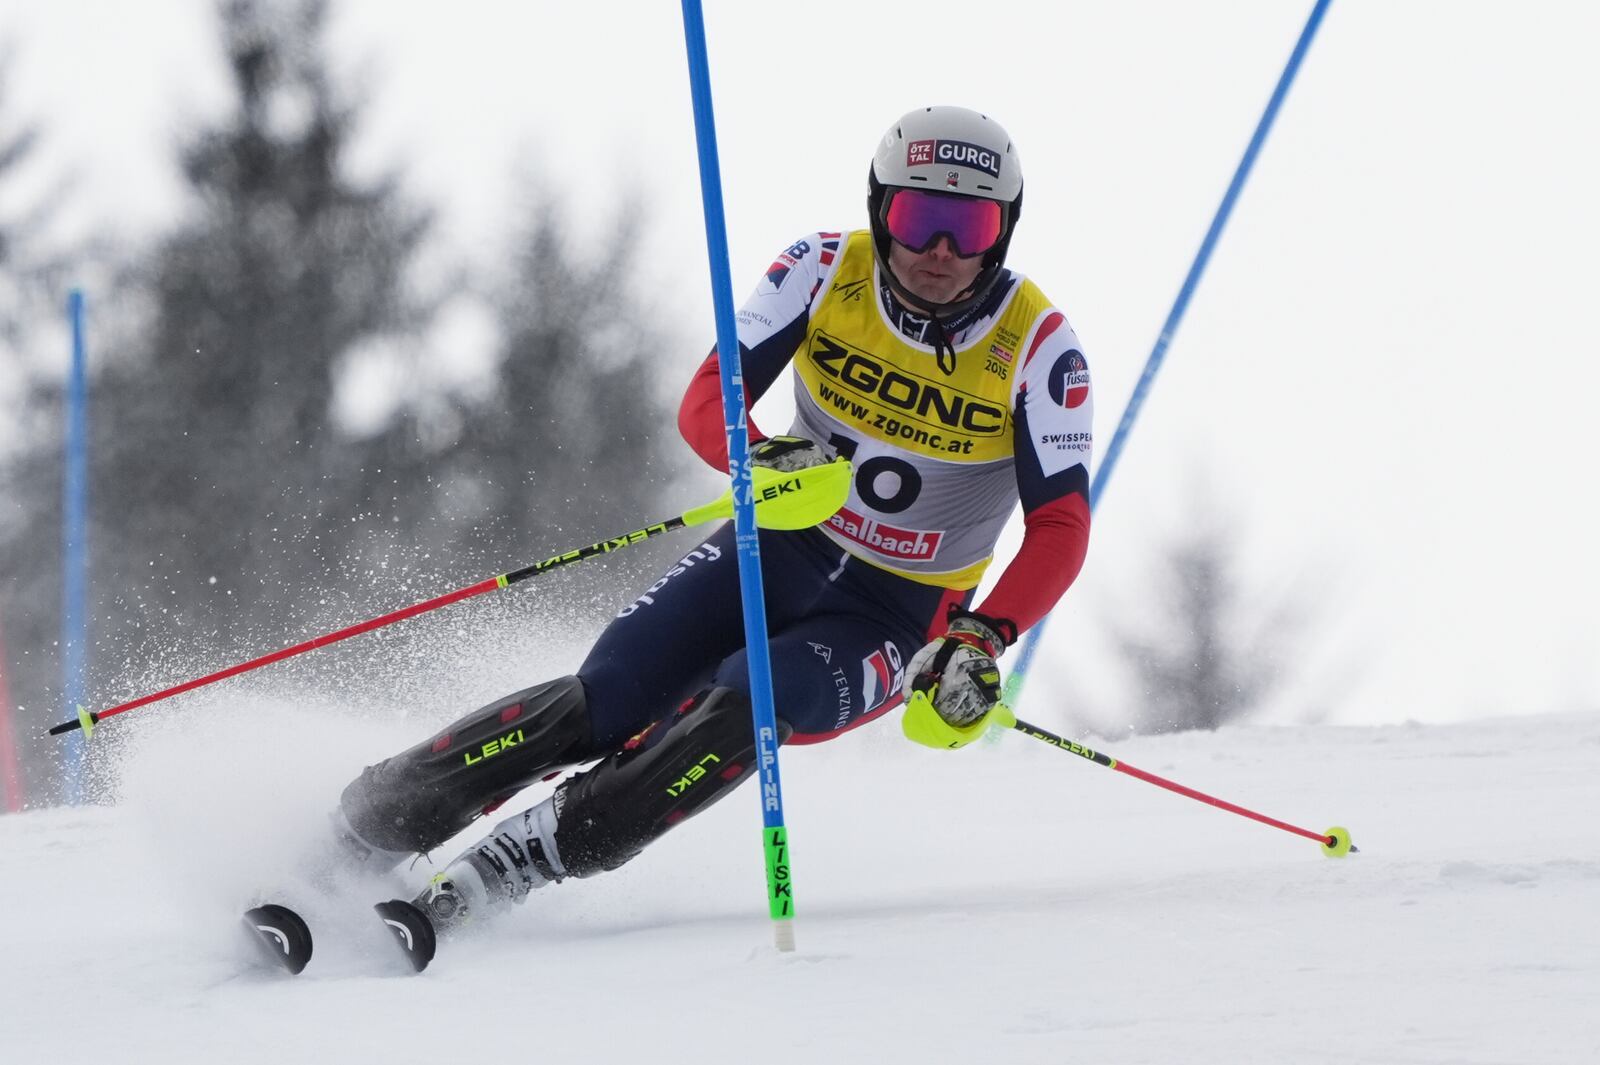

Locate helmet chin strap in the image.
[877,256,999,375]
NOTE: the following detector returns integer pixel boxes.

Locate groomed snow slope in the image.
[2,709,1596,1064]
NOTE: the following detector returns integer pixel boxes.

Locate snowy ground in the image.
[2,707,1596,1064]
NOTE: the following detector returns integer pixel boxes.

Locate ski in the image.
[242,903,313,975]
[373,898,437,973]
[240,898,436,976]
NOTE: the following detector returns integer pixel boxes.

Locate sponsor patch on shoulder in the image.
[1046,349,1090,409]
[759,240,812,294]
[761,256,795,294]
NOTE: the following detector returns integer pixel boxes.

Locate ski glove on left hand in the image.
[750,435,831,472]
[905,608,1017,726]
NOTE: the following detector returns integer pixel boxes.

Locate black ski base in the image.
[243,903,313,975]
[374,898,437,973]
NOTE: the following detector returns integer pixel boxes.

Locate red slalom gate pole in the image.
[0,612,23,811]
[1008,714,1356,856]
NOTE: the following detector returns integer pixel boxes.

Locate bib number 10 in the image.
[829,433,921,515]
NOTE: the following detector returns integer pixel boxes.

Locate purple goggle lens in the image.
[884,189,1003,258]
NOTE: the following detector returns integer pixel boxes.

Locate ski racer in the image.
[333,105,1095,931]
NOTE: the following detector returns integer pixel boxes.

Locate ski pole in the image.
[1007,711,1356,857]
[46,461,851,739]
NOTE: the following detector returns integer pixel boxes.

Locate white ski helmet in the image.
[868,105,1024,316]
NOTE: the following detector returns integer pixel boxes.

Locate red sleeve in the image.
[677,348,768,471]
[973,493,1090,637]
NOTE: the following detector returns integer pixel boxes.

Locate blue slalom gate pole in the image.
[1003,0,1333,713]
[63,289,90,804]
[679,0,796,951]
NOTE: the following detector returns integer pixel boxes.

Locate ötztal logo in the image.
[906,139,935,166]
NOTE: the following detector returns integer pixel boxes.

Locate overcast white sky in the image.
[4,1,1598,729]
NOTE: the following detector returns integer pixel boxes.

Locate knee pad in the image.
[340,675,593,854]
[552,687,791,877]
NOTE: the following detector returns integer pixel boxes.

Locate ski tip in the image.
[243,903,313,976]
[374,898,437,974]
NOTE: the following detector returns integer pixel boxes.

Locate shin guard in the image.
[340,676,593,855]
[551,687,788,878]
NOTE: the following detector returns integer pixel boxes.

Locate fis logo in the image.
[833,277,869,303]
[861,642,905,712]
[1047,349,1090,410]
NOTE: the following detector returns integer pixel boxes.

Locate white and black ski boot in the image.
[412,796,567,934]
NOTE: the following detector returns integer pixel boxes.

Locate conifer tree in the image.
[89,0,432,655]
[1113,516,1306,733]
[363,191,689,633]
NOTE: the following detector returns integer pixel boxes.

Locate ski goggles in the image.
[883,189,1004,258]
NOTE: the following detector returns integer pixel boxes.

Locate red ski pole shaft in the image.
[47,575,509,737]
[1008,715,1355,854]
[45,517,683,738]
